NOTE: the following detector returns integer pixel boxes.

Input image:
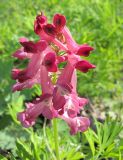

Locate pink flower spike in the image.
[53,14,66,32]
[43,24,57,37]
[43,52,58,72]
[77,44,94,57]
[75,60,96,73]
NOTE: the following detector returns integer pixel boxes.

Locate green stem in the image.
[53,118,60,160]
[43,119,56,160]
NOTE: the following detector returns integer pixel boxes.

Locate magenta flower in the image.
[13,48,32,59]
[43,52,58,72]
[12,12,96,135]
[19,39,47,54]
[34,12,47,34]
[43,24,57,37]
[17,94,57,127]
[75,60,96,73]
[53,14,66,32]
[59,113,90,135]
[77,44,94,57]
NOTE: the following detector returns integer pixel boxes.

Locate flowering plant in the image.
[12,12,96,136]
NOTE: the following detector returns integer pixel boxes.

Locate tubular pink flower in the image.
[13,48,32,59]
[19,38,48,53]
[62,27,94,56]
[11,69,29,82]
[52,63,88,117]
[67,53,96,73]
[52,63,74,112]
[43,52,58,72]
[52,87,66,111]
[53,14,66,32]
[34,12,47,34]
[57,61,74,88]
[77,44,94,57]
[17,94,57,127]
[62,26,78,52]
[59,113,90,135]
[12,50,45,90]
[43,24,57,37]
[17,67,57,126]
[75,60,96,73]
[11,69,22,80]
[12,70,40,92]
[64,94,80,118]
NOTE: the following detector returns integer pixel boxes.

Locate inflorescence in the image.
[12,12,96,135]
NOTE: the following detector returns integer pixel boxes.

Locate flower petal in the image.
[75,60,96,72]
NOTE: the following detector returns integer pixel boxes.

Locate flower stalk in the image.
[53,118,60,160]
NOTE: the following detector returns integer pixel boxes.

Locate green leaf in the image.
[16,139,32,159]
[0,154,7,160]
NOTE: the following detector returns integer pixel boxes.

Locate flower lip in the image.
[13,48,29,59]
[11,69,21,80]
[75,60,96,73]
[17,111,36,128]
[77,45,94,57]
[53,14,66,32]
[20,41,36,53]
[11,69,30,82]
[67,109,77,118]
[43,24,57,37]
[43,52,57,72]
[19,39,47,53]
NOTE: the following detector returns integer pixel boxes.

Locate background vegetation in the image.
[0,0,123,159]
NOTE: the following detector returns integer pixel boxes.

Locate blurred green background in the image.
[0,0,123,159]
